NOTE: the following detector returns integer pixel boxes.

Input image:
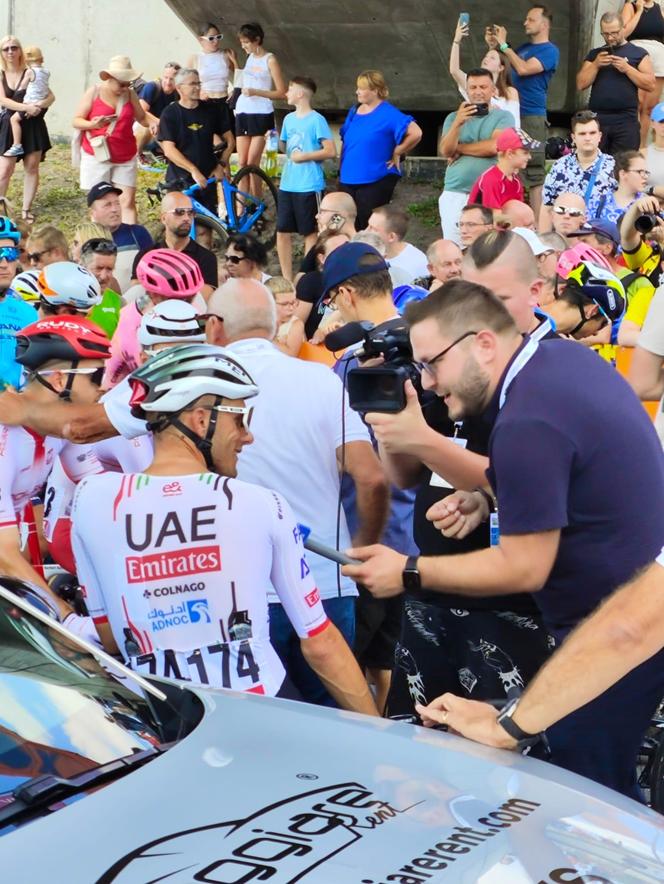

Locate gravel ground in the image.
[5,144,442,253]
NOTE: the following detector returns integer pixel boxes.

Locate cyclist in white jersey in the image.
[1,315,111,619]
[42,300,205,572]
[71,343,378,713]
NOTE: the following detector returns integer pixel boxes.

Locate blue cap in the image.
[651,102,664,123]
[321,242,389,296]
[567,218,620,247]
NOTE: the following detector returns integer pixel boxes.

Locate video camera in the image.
[325,320,421,413]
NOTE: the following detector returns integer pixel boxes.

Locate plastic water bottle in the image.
[265,129,279,177]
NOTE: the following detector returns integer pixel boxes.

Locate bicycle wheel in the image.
[230,165,279,250]
[193,212,228,264]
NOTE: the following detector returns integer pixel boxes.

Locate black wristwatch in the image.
[497,698,541,749]
[402,555,421,592]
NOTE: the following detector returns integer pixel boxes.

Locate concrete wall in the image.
[0,0,194,135]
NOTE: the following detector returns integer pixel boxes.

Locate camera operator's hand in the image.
[426,490,489,539]
[342,545,407,598]
[455,101,478,125]
[365,379,429,454]
[621,195,663,251]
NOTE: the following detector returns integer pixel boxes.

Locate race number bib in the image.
[131,640,263,693]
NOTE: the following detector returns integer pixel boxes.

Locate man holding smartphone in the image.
[577,11,655,153]
[438,69,512,246]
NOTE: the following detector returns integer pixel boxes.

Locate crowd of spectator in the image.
[2,3,664,811]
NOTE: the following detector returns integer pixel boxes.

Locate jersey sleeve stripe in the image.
[112,475,127,521]
[307,618,330,638]
[92,615,109,625]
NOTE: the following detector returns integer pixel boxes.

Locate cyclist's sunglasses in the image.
[205,404,253,430]
[36,366,105,387]
[81,238,117,256]
[0,246,19,262]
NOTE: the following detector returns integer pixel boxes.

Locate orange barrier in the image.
[615,346,659,420]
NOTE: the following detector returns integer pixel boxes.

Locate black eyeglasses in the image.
[224,254,246,264]
[195,312,223,330]
[415,331,478,378]
[81,238,118,256]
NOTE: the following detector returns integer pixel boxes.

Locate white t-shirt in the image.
[388,242,429,283]
[71,472,328,695]
[647,144,664,189]
[228,338,370,600]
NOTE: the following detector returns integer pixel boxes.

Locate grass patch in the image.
[407,195,440,228]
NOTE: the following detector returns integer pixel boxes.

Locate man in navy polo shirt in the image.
[87,182,153,292]
[488,6,559,216]
[344,280,664,798]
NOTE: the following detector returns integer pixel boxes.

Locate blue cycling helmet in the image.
[0,215,20,244]
[393,284,429,315]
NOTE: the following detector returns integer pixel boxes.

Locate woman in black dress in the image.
[0,35,53,223]
[622,1,664,146]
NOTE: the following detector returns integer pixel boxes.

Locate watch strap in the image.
[499,42,510,52]
[497,698,537,742]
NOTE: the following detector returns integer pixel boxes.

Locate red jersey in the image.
[468,164,524,209]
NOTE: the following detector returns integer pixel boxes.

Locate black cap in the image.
[87,181,122,207]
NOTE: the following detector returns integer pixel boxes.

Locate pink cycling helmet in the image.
[556,242,612,279]
[136,248,203,298]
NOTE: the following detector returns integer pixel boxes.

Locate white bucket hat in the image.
[99,55,141,83]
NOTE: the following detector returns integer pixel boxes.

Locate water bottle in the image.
[265,129,279,177]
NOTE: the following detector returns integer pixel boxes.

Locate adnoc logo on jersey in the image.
[147,598,211,632]
[125,545,221,583]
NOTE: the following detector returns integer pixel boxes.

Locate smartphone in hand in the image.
[459,12,470,26]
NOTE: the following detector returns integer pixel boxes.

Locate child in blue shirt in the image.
[276,77,336,280]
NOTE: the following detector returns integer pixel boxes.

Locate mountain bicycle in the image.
[145,163,279,255]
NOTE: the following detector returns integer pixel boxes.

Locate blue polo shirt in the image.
[511,41,559,116]
[485,337,664,638]
[112,223,153,253]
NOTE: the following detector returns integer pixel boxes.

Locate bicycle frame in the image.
[183,177,269,238]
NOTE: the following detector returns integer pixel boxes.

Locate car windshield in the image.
[0,593,195,814]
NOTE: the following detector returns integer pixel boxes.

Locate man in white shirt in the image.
[367,204,428,283]
[205,278,390,706]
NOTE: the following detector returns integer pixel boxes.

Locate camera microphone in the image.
[324,321,374,352]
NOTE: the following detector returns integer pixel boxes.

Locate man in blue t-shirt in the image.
[276,77,336,281]
[488,6,559,216]
[87,182,154,293]
[344,280,664,799]
[136,62,180,155]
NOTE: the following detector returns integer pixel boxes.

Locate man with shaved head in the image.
[496,199,536,231]
[206,277,389,707]
[463,229,552,338]
[551,191,587,240]
[315,191,358,239]
[426,239,463,291]
[130,191,218,298]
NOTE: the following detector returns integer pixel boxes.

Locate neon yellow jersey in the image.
[622,240,662,283]
[623,275,655,327]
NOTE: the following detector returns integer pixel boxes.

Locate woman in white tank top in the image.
[187,22,236,98]
[234,22,286,194]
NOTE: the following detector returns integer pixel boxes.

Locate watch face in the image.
[402,568,420,592]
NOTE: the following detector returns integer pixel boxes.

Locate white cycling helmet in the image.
[129,343,258,469]
[37,261,101,310]
[12,268,41,302]
[138,300,206,347]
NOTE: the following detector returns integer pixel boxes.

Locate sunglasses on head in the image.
[553,206,584,217]
[0,246,19,262]
[81,238,117,256]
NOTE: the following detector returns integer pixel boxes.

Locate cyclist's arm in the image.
[268,491,378,716]
[301,623,379,715]
[0,391,117,443]
[0,525,71,619]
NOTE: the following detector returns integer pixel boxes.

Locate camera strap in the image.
[582,155,604,206]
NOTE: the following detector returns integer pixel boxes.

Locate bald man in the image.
[315,191,358,239]
[496,199,536,231]
[426,239,463,291]
[551,192,587,240]
[462,229,551,339]
[130,191,218,298]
